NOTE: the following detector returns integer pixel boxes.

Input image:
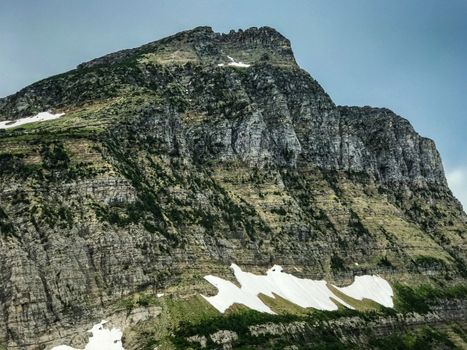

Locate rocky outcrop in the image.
[0,26,465,349]
[182,300,467,349]
[338,106,447,187]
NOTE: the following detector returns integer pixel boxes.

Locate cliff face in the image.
[0,26,465,349]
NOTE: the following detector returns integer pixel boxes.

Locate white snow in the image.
[202,264,393,314]
[217,55,251,68]
[51,320,124,350]
[203,274,275,314]
[0,111,64,129]
[333,275,394,308]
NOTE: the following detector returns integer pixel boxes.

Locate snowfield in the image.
[334,275,394,308]
[202,264,393,314]
[217,55,251,68]
[0,111,64,129]
[51,320,124,350]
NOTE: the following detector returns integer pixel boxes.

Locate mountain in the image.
[0,26,465,349]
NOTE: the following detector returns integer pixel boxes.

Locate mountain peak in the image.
[223,26,289,41]
[77,26,297,70]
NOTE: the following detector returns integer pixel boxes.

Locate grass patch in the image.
[258,293,309,315]
[327,284,382,311]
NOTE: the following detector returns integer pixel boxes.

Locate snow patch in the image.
[0,111,64,129]
[51,320,124,350]
[333,275,394,308]
[202,264,393,314]
[203,274,275,314]
[217,55,250,68]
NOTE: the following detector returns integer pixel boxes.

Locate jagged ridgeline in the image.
[0,26,466,349]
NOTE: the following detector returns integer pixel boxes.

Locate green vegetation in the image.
[326,284,382,311]
[393,283,467,313]
[167,306,463,349]
[414,255,448,269]
[0,207,14,236]
[368,326,456,350]
[170,307,365,349]
[134,295,220,350]
[330,255,348,271]
[40,142,70,169]
[258,293,309,315]
[0,153,40,178]
[117,292,159,312]
[377,255,394,268]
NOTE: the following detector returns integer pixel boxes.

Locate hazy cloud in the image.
[447,167,467,212]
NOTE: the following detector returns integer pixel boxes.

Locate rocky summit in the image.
[0,26,466,349]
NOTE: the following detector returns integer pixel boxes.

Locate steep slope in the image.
[0,26,465,349]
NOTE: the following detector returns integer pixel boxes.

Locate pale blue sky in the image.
[1,0,466,206]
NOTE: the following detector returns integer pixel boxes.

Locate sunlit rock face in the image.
[202,264,393,313]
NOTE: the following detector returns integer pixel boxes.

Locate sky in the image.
[0,0,466,209]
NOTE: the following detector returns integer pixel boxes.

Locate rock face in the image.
[0,26,465,349]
